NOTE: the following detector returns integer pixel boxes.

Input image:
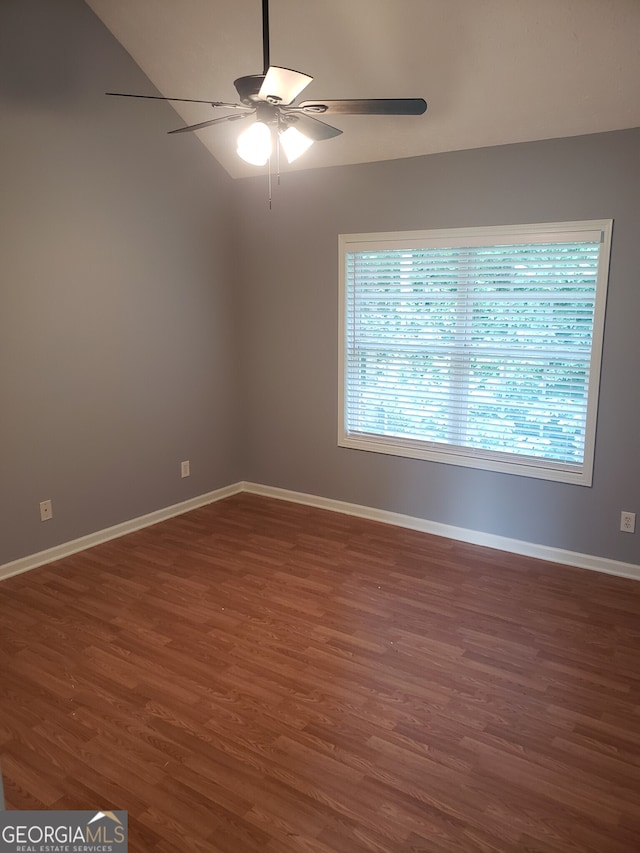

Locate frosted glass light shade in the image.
[237,122,272,165]
[279,126,314,163]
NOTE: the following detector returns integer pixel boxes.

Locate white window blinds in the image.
[339,222,612,485]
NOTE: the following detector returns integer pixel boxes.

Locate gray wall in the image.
[0,0,240,565]
[234,129,640,565]
[1,1,638,570]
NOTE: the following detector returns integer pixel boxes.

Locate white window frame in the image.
[338,220,613,486]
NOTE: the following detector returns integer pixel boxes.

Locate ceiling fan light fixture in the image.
[106,0,427,180]
[279,126,314,163]
[236,121,272,165]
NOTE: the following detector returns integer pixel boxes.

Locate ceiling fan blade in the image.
[258,67,313,105]
[168,113,253,135]
[289,114,343,142]
[296,98,427,116]
[106,92,252,110]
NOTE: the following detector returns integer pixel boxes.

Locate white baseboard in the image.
[0,483,243,583]
[2,480,638,584]
[241,482,640,582]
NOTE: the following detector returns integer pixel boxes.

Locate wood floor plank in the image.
[2,492,640,850]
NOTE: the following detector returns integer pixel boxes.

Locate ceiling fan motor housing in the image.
[234,75,266,105]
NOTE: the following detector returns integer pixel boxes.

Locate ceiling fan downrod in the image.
[262,0,270,74]
[233,0,272,104]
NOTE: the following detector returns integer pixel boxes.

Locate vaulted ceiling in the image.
[86,0,640,178]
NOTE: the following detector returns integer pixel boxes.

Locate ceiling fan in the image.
[107,0,427,168]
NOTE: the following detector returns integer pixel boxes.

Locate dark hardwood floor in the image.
[1,493,640,851]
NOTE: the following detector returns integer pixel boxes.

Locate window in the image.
[339,221,612,485]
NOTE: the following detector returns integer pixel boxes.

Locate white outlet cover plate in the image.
[620,511,636,533]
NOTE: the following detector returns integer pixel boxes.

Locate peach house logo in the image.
[0,810,127,852]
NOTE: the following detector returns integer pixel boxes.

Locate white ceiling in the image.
[86,0,640,179]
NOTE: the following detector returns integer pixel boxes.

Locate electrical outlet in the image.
[620,511,636,533]
[181,460,190,478]
[40,499,53,521]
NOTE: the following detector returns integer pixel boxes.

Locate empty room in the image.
[1,1,639,850]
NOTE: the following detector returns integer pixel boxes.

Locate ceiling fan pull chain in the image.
[276,121,281,185]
